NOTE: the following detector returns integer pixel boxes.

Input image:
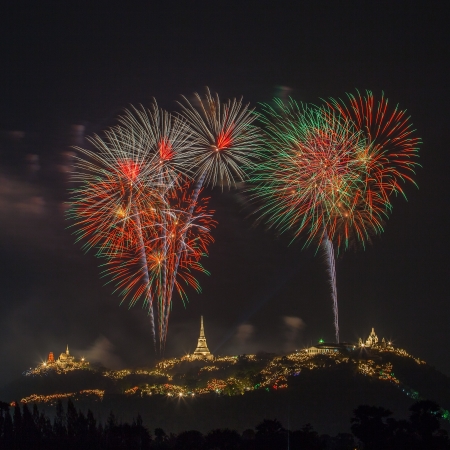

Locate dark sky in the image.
[0,1,449,386]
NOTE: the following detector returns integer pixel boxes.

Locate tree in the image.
[175,430,204,450]
[132,414,151,449]
[54,399,67,439]
[22,403,39,447]
[13,401,22,448]
[153,427,170,449]
[86,408,99,445]
[255,419,287,450]
[205,428,241,449]
[2,409,14,448]
[104,410,122,449]
[66,398,78,439]
[351,405,393,450]
[409,400,449,449]
[291,423,321,450]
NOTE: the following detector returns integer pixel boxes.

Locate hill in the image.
[1,344,449,435]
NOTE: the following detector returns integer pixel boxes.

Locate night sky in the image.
[1,1,449,386]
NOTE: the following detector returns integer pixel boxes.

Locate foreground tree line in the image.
[0,399,449,449]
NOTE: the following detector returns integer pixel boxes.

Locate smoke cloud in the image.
[235,324,254,345]
[79,336,122,369]
[283,316,305,352]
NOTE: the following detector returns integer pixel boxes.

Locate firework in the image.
[116,102,196,189]
[103,180,215,353]
[68,101,199,351]
[68,98,224,354]
[252,99,383,247]
[251,94,420,341]
[141,88,263,347]
[178,87,261,188]
[326,90,420,203]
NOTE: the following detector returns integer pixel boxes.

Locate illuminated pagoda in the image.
[193,316,213,360]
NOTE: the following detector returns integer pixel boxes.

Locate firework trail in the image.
[161,183,216,347]
[103,181,215,353]
[251,94,420,342]
[322,230,339,343]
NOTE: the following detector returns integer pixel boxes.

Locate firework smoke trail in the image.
[107,183,216,350]
[159,182,217,347]
[322,231,339,342]
[133,205,156,351]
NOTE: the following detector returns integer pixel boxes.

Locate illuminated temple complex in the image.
[305,328,391,355]
[43,345,88,369]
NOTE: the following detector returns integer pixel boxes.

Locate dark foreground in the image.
[0,398,449,449]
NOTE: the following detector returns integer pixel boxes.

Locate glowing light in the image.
[159,137,174,161]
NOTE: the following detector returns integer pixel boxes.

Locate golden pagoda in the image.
[193,316,213,359]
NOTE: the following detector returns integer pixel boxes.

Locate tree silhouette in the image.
[175,429,204,450]
[2,408,14,448]
[205,428,241,449]
[291,423,321,450]
[255,418,287,450]
[22,403,39,447]
[53,399,67,440]
[351,405,394,450]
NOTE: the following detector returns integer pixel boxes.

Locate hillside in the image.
[1,344,449,435]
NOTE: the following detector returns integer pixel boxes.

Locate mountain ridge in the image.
[1,344,449,434]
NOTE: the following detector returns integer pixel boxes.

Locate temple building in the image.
[365,328,378,347]
[358,328,391,348]
[44,345,87,368]
[57,345,75,365]
[192,316,213,360]
[304,341,355,355]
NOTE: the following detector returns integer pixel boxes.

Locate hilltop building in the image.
[363,328,378,347]
[44,345,87,368]
[304,328,391,355]
[192,316,213,360]
[358,328,391,348]
[304,342,355,355]
[56,345,75,365]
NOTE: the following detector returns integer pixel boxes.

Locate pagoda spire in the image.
[200,315,205,337]
[193,315,212,358]
[66,344,69,355]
